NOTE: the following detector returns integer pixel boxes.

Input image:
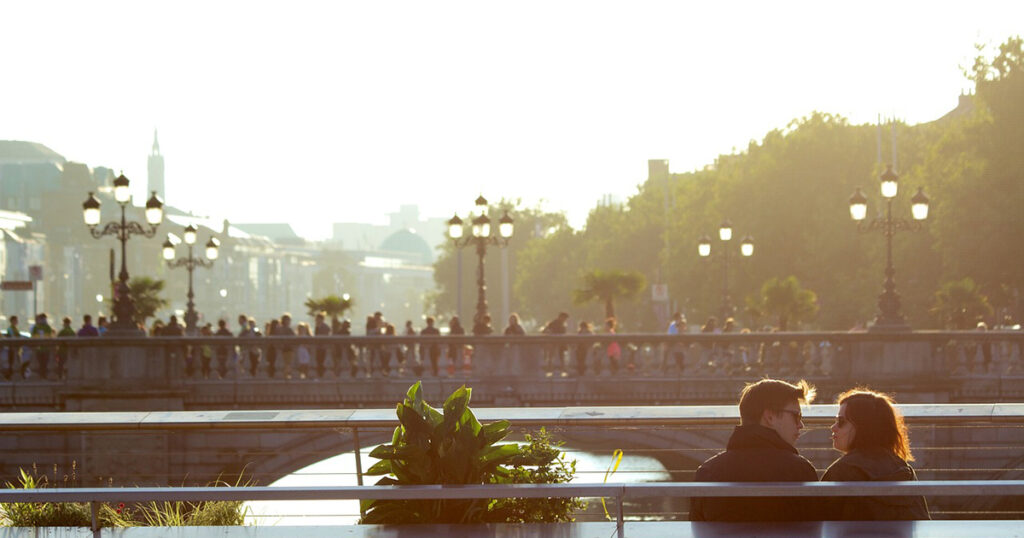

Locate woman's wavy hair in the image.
[839,388,913,461]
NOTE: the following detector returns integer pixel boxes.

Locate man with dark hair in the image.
[691,378,819,521]
[419,316,441,377]
[541,312,570,376]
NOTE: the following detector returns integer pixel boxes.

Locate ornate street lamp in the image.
[163,225,220,335]
[83,174,163,333]
[848,164,930,331]
[448,196,514,335]
[698,219,754,319]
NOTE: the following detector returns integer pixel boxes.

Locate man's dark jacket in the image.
[690,424,819,521]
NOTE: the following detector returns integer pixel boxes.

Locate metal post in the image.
[874,197,907,330]
[721,247,731,319]
[90,500,100,533]
[353,427,365,519]
[616,487,624,533]
[353,427,364,486]
[185,243,197,335]
[111,203,135,331]
[456,250,462,320]
[473,238,489,335]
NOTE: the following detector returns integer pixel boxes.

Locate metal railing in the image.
[2,404,1022,522]
[3,481,1023,532]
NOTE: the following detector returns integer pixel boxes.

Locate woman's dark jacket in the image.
[821,448,931,520]
[690,424,820,521]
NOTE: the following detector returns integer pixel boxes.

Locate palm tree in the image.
[572,269,647,319]
[757,276,818,331]
[304,294,355,321]
[112,276,168,326]
[931,278,993,329]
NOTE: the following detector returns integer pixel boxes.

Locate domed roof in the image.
[380,228,432,263]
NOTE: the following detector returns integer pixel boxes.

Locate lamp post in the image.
[698,219,754,320]
[848,164,929,331]
[447,196,514,335]
[162,225,220,335]
[82,174,163,333]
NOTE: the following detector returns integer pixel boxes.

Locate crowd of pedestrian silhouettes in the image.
[5,308,1016,382]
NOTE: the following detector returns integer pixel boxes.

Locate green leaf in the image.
[398,403,433,443]
[365,460,392,476]
[462,407,482,436]
[479,420,509,446]
[405,381,423,410]
[442,386,471,433]
[479,443,521,466]
[369,444,398,459]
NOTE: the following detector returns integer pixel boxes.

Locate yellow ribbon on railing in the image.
[600,448,623,520]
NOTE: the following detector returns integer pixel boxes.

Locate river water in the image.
[244,445,672,525]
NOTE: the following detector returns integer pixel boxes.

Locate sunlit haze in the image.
[1,1,1019,239]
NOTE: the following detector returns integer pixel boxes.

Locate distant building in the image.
[0,209,42,319]
[331,204,447,260]
[0,140,66,214]
[233,223,304,245]
[147,130,165,202]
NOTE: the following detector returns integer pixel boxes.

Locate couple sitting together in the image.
[691,379,931,521]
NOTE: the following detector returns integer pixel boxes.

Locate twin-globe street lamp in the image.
[447,196,514,335]
[82,174,164,333]
[848,164,930,331]
[698,219,754,320]
[162,225,221,335]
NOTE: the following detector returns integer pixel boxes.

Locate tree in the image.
[572,269,647,320]
[755,276,818,331]
[303,294,354,320]
[930,277,993,329]
[112,277,167,326]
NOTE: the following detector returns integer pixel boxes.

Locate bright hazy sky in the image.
[1,1,1020,240]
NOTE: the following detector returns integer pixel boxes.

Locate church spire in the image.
[148,128,165,203]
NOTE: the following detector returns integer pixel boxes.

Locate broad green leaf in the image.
[405,381,422,407]
[461,407,482,436]
[479,420,511,446]
[369,444,398,459]
[365,460,392,475]
[479,443,521,466]
[442,386,470,433]
[398,403,433,443]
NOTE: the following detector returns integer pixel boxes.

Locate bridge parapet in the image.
[1,332,1021,410]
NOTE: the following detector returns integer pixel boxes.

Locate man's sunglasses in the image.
[778,409,803,422]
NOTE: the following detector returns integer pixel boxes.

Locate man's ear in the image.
[759,408,775,428]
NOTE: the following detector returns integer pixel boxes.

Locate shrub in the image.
[490,428,587,523]
[0,465,247,527]
[360,381,581,524]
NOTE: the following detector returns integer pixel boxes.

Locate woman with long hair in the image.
[822,388,930,520]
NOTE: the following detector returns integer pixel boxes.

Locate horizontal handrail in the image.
[2,330,1021,347]
[1,403,1022,431]
[2,481,1023,503]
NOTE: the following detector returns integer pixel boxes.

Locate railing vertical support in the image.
[616,486,624,533]
[353,427,364,486]
[353,426,365,519]
[90,500,100,534]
